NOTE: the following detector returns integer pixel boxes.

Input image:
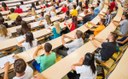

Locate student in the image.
[111,6,118,18]
[104,9,112,26]
[68,53,96,79]
[90,32,118,62]
[33,43,56,72]
[0,24,11,41]
[50,7,57,17]
[31,3,37,10]
[0,17,9,28]
[0,2,9,11]
[61,4,68,13]
[7,8,19,21]
[12,15,22,26]
[14,5,23,14]
[4,58,33,79]
[85,19,106,37]
[109,0,116,11]
[70,5,78,17]
[18,32,37,51]
[94,3,100,16]
[36,12,44,21]
[65,10,70,20]
[49,21,61,39]
[21,21,31,34]
[59,30,84,56]
[113,13,128,36]
[65,16,77,31]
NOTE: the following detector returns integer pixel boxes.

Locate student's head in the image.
[2,2,7,10]
[73,5,76,9]
[66,10,70,16]
[107,9,112,14]
[108,32,118,42]
[83,53,96,74]
[113,6,118,11]
[36,1,39,6]
[90,7,94,12]
[31,3,35,8]
[122,13,128,20]
[0,24,8,37]
[99,19,105,25]
[16,15,22,22]
[40,12,44,17]
[0,17,4,24]
[16,5,20,8]
[21,21,31,34]
[96,3,99,7]
[76,30,83,39]
[84,9,89,15]
[0,13,2,17]
[25,32,34,47]
[10,8,15,13]
[54,21,61,34]
[14,58,26,74]
[112,0,115,2]
[20,1,24,5]
[45,15,51,25]
[44,43,52,53]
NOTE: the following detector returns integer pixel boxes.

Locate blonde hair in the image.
[45,15,51,25]
[0,24,8,37]
[54,22,61,34]
[52,7,56,15]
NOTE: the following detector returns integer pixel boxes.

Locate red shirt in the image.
[70,23,76,31]
[110,1,116,11]
[61,7,68,13]
[14,8,23,13]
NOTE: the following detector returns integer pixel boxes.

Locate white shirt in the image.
[13,66,33,79]
[76,65,96,79]
[64,38,84,54]
[22,39,37,50]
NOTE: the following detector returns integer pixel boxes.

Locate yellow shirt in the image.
[8,13,19,21]
[70,9,78,16]
[94,25,105,36]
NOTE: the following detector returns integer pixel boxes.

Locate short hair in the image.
[73,5,76,9]
[0,17,4,23]
[0,13,2,17]
[14,58,26,74]
[20,1,23,5]
[124,13,128,19]
[16,5,20,8]
[110,32,118,41]
[91,7,95,10]
[44,43,52,53]
[76,30,83,38]
[10,8,15,13]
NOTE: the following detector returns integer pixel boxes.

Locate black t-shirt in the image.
[100,42,117,61]
[83,14,92,24]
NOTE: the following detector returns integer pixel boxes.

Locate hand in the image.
[71,65,76,70]
[4,62,10,72]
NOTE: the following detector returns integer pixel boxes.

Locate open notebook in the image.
[0,54,15,68]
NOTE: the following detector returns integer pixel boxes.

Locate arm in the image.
[117,38,128,44]
[17,39,25,47]
[33,45,43,59]
[4,62,10,79]
[112,20,120,26]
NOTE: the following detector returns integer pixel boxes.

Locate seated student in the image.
[111,6,118,18]
[58,30,84,56]
[50,7,57,17]
[36,12,44,21]
[94,3,100,16]
[76,2,82,13]
[4,58,33,79]
[61,4,68,13]
[70,5,78,17]
[90,32,118,62]
[68,53,96,79]
[109,0,116,12]
[84,0,89,9]
[31,3,37,10]
[89,7,95,20]
[86,19,105,36]
[12,15,22,26]
[33,43,56,72]
[104,9,112,26]
[14,5,23,14]
[65,10,70,20]
[7,8,19,21]
[0,2,9,11]
[65,16,77,31]
[0,24,11,41]
[18,32,37,51]
[117,34,128,46]
[49,21,61,39]
[0,17,9,28]
[21,21,31,34]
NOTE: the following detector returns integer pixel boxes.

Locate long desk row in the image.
[35,1,123,79]
[0,0,107,74]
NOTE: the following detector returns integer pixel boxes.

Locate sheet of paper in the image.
[0,54,15,68]
[16,35,25,42]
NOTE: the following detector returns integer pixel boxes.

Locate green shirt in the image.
[36,52,56,72]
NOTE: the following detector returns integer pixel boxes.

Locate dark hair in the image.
[76,30,83,38]
[16,5,20,8]
[73,5,76,9]
[124,13,128,19]
[36,1,39,6]
[41,12,44,17]
[31,3,36,9]
[0,13,2,17]
[14,58,26,74]
[20,1,24,5]
[66,10,70,16]
[110,32,118,42]
[72,16,77,28]
[16,15,22,22]
[0,17,4,24]
[25,32,34,47]
[83,53,96,74]
[21,21,31,34]
[91,7,95,11]
[10,8,15,13]
[2,2,7,11]
[100,19,106,25]
[44,43,52,53]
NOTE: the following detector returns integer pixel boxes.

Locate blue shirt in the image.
[94,7,100,16]
[52,27,61,39]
